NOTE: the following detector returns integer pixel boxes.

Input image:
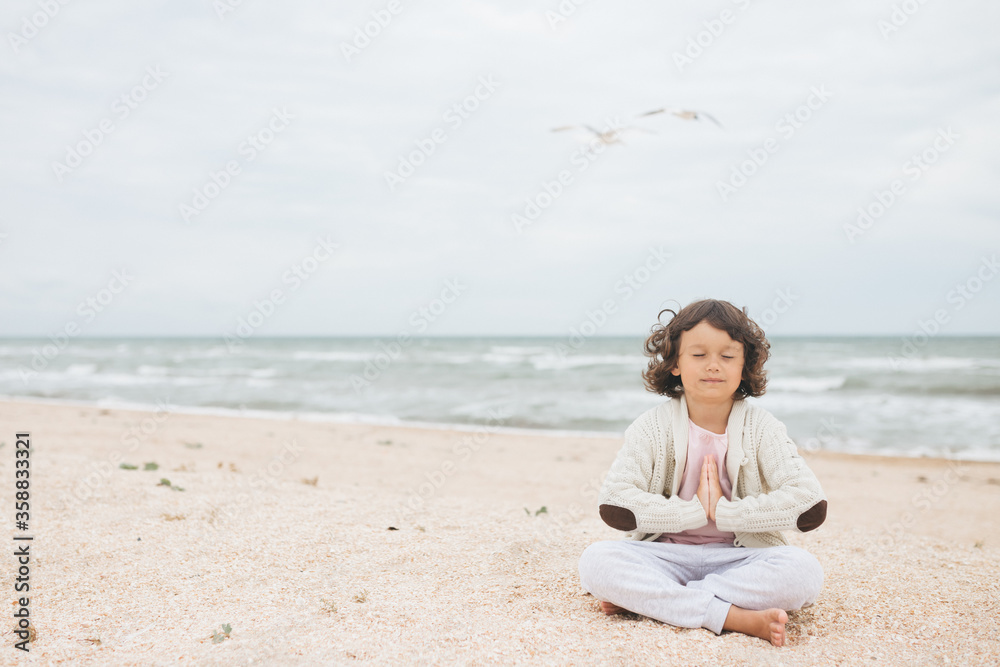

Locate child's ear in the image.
[670,365,681,377]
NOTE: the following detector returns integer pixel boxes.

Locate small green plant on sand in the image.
[157,478,185,492]
[144,462,159,471]
[524,506,548,516]
[184,441,203,449]
[120,463,138,470]
[211,623,232,644]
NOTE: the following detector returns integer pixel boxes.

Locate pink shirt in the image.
[655,419,736,545]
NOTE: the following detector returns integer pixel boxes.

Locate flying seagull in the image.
[550,122,655,146]
[638,107,723,128]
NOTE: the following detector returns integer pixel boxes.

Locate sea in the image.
[2,336,999,461]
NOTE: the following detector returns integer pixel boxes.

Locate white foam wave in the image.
[480,353,526,365]
[168,346,238,362]
[425,353,477,364]
[291,351,373,362]
[530,354,643,370]
[488,345,554,356]
[70,372,162,386]
[837,356,988,372]
[768,376,846,393]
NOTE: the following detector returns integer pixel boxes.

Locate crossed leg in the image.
[579,540,822,647]
[599,595,788,646]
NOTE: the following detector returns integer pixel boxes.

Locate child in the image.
[578,299,827,647]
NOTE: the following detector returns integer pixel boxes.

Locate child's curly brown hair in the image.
[642,299,771,399]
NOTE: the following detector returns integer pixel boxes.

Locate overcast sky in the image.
[1,0,998,338]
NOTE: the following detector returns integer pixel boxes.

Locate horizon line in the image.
[0,333,998,340]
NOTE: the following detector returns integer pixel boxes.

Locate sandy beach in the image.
[3,398,999,666]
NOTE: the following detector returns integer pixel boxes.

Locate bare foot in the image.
[599,601,626,615]
[723,606,788,647]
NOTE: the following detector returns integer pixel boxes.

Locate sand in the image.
[2,398,999,666]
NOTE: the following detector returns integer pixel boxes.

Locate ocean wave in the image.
[18,371,223,387]
[138,365,277,379]
[291,351,374,362]
[838,374,1000,396]
[835,356,994,372]
[44,372,164,386]
[480,352,528,365]
[488,345,554,355]
[169,377,218,386]
[166,346,241,362]
[423,352,477,364]
[0,336,998,461]
[768,376,846,393]
[529,354,644,370]
[897,384,1000,397]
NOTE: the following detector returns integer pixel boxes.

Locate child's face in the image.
[671,320,745,404]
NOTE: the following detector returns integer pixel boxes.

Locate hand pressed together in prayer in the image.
[696,454,724,521]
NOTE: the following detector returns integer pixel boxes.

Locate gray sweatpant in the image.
[578,540,823,635]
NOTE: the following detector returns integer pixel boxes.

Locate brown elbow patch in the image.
[599,504,637,531]
[797,500,827,532]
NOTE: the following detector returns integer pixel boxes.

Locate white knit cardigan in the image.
[598,395,827,548]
